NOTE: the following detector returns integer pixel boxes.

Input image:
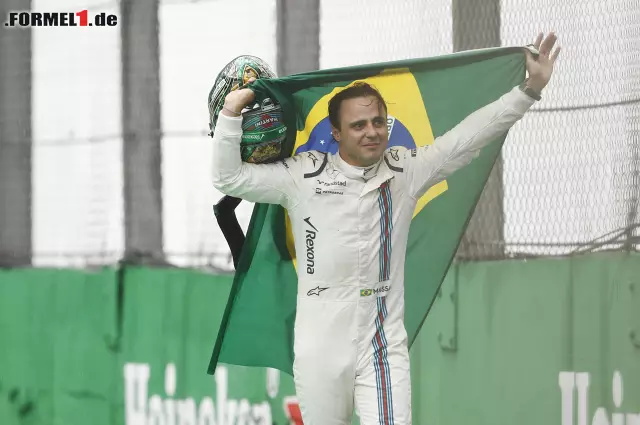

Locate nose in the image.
[365,123,377,138]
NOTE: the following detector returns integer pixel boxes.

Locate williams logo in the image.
[304,217,318,275]
[317,180,346,187]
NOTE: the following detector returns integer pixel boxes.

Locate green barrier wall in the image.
[0,267,299,425]
[1,252,639,425]
[413,252,640,425]
[0,268,120,425]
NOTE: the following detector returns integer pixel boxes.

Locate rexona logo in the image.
[124,363,272,425]
[559,370,639,425]
[304,217,318,275]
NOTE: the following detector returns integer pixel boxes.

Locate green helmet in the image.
[208,55,286,164]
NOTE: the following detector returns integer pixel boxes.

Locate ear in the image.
[331,127,341,143]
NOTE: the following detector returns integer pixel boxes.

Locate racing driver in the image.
[211,32,560,425]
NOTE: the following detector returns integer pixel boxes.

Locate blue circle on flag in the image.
[295,116,416,155]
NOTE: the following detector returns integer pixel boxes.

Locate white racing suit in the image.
[211,85,537,425]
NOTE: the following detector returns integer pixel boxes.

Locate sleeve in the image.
[211,113,301,209]
[405,85,537,199]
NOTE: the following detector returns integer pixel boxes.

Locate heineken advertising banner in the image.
[0,267,301,425]
[123,362,299,425]
[0,253,639,424]
[559,370,639,425]
[118,267,301,425]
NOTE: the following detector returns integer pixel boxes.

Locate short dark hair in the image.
[328,82,388,130]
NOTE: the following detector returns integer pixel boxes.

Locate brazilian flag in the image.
[208,46,529,375]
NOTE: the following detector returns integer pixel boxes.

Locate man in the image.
[211,33,560,425]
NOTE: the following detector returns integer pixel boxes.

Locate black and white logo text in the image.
[4,10,118,27]
[304,217,318,275]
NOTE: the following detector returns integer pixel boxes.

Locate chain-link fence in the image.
[0,0,277,269]
[29,0,123,268]
[318,0,640,260]
[500,0,640,257]
[0,0,638,269]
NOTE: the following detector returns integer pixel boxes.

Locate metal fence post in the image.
[452,0,504,260]
[276,0,320,76]
[120,0,164,264]
[0,0,33,267]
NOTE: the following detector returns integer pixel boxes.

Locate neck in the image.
[338,149,379,168]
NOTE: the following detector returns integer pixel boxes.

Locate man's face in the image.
[332,95,389,167]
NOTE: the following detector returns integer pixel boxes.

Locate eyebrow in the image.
[348,116,386,127]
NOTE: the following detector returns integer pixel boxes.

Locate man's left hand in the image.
[525,32,561,93]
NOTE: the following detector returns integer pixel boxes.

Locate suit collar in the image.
[327,152,394,196]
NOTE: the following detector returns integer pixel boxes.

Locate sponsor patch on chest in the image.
[313,179,347,195]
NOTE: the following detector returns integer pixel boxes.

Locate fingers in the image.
[238,77,257,90]
[550,46,561,63]
[533,32,544,50]
[539,32,558,56]
[523,47,535,64]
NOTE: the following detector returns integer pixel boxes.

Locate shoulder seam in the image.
[303,152,328,178]
[384,155,403,173]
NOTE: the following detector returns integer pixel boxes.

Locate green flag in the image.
[208,46,528,376]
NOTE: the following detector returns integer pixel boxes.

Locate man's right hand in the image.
[221,77,257,117]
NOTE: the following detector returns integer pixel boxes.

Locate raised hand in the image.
[525,32,561,93]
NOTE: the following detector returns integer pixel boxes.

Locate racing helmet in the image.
[207,55,286,164]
